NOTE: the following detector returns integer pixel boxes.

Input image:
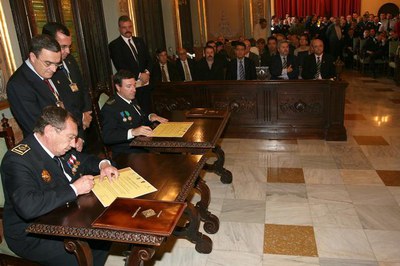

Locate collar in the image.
[315,53,323,59]
[121,35,133,42]
[34,133,55,159]
[25,59,45,80]
[117,93,132,105]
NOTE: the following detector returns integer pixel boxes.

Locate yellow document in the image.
[92,167,157,207]
[152,122,193,137]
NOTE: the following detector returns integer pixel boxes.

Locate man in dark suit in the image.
[6,34,63,138]
[196,46,226,80]
[42,22,92,152]
[302,39,336,80]
[176,47,197,81]
[151,48,181,83]
[1,106,118,266]
[109,16,153,113]
[261,36,278,67]
[362,32,388,77]
[226,42,257,80]
[101,70,167,158]
[326,17,344,60]
[270,40,299,80]
[244,39,260,67]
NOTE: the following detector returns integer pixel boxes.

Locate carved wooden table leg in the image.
[125,246,156,266]
[64,239,92,266]
[204,144,232,184]
[195,179,220,234]
[173,204,212,254]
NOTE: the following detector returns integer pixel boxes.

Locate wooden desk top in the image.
[130,109,230,150]
[26,153,206,246]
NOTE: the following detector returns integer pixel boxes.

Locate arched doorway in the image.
[378,3,399,16]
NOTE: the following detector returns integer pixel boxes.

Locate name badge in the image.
[69,83,79,92]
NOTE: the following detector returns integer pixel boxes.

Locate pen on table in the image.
[132,207,141,218]
[157,210,162,218]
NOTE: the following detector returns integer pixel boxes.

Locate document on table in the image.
[92,167,157,207]
[151,122,193,137]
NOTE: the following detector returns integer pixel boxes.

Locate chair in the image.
[0,114,40,265]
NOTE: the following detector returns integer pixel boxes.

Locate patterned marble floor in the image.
[105,71,400,266]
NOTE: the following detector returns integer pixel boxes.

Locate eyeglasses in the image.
[37,56,62,68]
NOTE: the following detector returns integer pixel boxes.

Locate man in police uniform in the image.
[1,106,119,265]
[101,70,167,158]
[42,22,92,152]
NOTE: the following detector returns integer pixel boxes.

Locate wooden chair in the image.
[0,114,40,265]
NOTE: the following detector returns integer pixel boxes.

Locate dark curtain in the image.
[274,0,361,18]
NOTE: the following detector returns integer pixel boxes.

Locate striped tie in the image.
[161,65,168,82]
[239,60,245,80]
[315,56,321,79]
[282,57,287,69]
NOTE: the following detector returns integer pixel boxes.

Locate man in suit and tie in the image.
[109,16,153,113]
[42,22,92,152]
[101,70,167,158]
[1,106,118,265]
[196,46,226,80]
[7,34,63,138]
[260,36,278,67]
[226,42,257,80]
[270,40,299,80]
[176,47,197,81]
[151,48,181,83]
[301,39,336,80]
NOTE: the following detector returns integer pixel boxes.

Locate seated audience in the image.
[362,32,388,77]
[302,38,336,79]
[226,42,257,80]
[1,106,118,266]
[196,45,226,80]
[176,47,197,81]
[270,40,299,79]
[101,70,168,158]
[151,48,180,83]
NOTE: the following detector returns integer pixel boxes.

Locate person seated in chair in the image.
[226,42,257,80]
[362,32,388,77]
[1,106,119,266]
[151,48,181,83]
[301,38,336,80]
[270,40,299,80]
[101,70,168,159]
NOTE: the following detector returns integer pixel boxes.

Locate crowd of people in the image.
[148,11,397,81]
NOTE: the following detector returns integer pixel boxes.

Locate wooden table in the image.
[130,109,233,184]
[26,154,219,265]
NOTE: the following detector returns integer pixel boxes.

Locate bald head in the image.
[311,39,324,56]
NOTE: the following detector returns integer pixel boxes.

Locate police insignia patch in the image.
[41,170,52,182]
[11,144,31,155]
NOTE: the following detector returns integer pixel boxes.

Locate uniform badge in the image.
[41,170,52,182]
[11,144,31,155]
[124,111,132,121]
[66,154,80,175]
[120,111,132,122]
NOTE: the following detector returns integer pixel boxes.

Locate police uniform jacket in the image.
[100,94,151,156]
[1,134,102,261]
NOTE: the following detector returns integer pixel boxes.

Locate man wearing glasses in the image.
[7,34,63,138]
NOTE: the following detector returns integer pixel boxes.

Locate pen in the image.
[157,210,162,218]
[132,207,141,218]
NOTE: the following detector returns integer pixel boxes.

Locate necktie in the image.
[128,39,139,63]
[239,60,245,80]
[282,57,287,69]
[183,61,191,81]
[315,56,321,79]
[161,65,168,82]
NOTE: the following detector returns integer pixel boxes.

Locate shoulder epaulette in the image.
[11,144,31,155]
[106,97,116,105]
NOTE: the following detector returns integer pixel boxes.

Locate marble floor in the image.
[105,71,400,266]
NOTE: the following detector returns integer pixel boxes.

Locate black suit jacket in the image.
[1,135,102,261]
[100,95,151,157]
[109,36,153,79]
[226,58,257,80]
[301,53,336,80]
[51,54,92,138]
[175,58,197,81]
[196,58,226,80]
[151,61,181,83]
[6,62,58,137]
[270,54,299,80]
